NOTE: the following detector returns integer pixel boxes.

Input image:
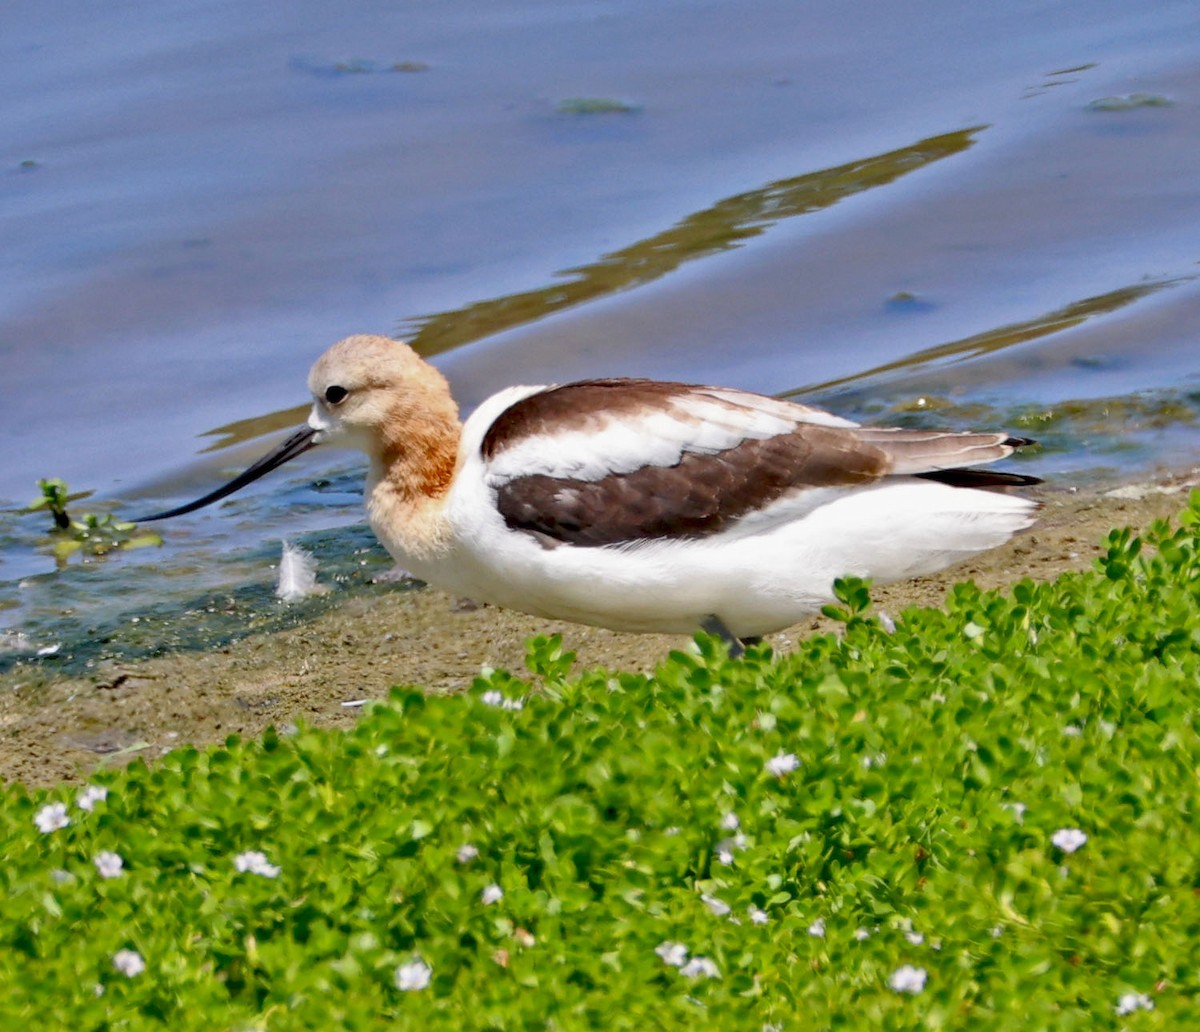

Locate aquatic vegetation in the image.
[813,386,1200,475]
[1088,93,1172,112]
[4,498,1200,1024]
[26,478,161,564]
[288,56,430,78]
[556,97,640,115]
[29,478,71,529]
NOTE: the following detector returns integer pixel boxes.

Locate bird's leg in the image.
[700,615,752,658]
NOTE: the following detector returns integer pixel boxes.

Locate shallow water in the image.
[4,0,1200,654]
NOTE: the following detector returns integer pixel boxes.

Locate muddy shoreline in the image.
[2,476,1196,787]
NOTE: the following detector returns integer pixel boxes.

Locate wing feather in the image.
[477,379,1035,547]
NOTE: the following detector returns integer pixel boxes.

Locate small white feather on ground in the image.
[276,541,328,601]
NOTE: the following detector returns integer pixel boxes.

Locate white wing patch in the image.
[457,384,548,473]
[481,386,835,485]
[700,389,860,430]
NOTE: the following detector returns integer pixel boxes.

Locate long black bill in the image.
[134,425,319,523]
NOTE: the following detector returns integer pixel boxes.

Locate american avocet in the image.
[139,335,1039,651]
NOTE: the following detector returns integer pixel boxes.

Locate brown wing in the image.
[482,379,1035,548]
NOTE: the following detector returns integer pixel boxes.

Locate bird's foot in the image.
[700,615,757,658]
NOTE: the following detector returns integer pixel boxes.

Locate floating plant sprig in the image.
[28,478,161,563]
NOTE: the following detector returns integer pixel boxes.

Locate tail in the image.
[804,478,1039,587]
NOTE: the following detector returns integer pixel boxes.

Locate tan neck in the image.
[365,411,461,563]
[378,410,459,499]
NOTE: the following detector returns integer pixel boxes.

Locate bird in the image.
[138,334,1040,653]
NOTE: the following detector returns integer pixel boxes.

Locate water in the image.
[4,0,1200,658]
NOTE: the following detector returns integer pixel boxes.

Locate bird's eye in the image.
[324,385,349,405]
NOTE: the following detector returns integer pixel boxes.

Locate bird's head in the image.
[306,335,458,456]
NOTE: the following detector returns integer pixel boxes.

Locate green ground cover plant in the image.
[4,498,1200,1029]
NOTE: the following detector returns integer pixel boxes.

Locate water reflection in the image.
[804,277,1188,401]
[202,127,985,452]
[404,127,983,358]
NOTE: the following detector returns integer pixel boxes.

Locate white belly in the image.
[387,477,1036,638]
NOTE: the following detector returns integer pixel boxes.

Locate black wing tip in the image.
[997,470,1043,487]
[917,468,1043,489]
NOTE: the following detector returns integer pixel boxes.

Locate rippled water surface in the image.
[4,0,1200,657]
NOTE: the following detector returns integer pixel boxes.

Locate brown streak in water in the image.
[402,127,988,358]
[199,128,986,453]
[198,404,312,453]
[794,278,1189,400]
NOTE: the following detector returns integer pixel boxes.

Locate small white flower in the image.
[94,852,124,879]
[112,949,145,978]
[748,906,769,925]
[481,884,504,905]
[480,689,523,710]
[889,965,927,994]
[853,927,871,941]
[1051,828,1088,854]
[395,958,432,991]
[680,956,720,979]
[808,918,826,938]
[655,941,688,967]
[905,930,925,946]
[1063,724,1083,738]
[715,832,747,862]
[234,850,281,878]
[764,752,800,777]
[1115,992,1154,1015]
[456,844,479,864]
[34,802,70,834]
[77,785,109,812]
[701,893,730,916]
[720,812,740,831]
[1003,801,1027,823]
[878,611,896,634]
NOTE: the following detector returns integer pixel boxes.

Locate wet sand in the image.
[1,476,1195,787]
